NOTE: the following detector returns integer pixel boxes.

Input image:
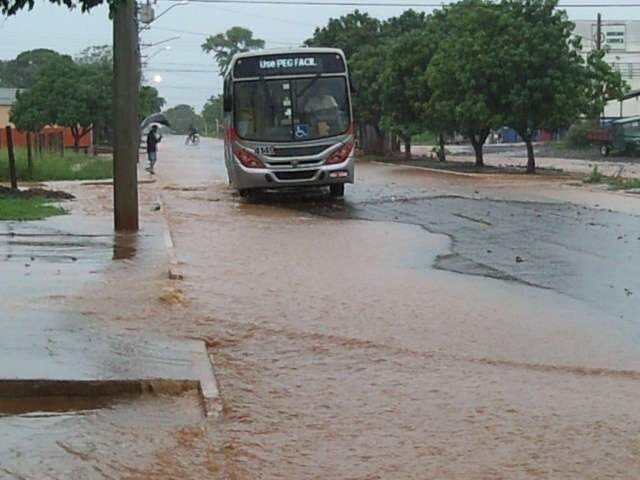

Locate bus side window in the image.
[223,76,232,112]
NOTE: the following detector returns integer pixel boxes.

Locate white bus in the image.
[222,48,354,198]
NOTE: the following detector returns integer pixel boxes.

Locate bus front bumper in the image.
[232,157,354,190]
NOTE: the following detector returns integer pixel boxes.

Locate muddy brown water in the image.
[3,137,640,478]
[156,138,640,478]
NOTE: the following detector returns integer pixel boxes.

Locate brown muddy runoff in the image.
[4,137,640,478]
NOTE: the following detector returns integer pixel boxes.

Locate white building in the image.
[574,20,640,118]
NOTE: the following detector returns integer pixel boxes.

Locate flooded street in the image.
[3,135,640,478]
[156,137,640,478]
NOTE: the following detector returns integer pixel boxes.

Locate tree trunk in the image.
[525,136,536,174]
[390,134,400,153]
[372,125,385,156]
[438,132,446,162]
[404,137,411,161]
[26,131,33,175]
[470,136,484,167]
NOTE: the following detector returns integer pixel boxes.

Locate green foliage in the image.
[379,11,435,154]
[201,94,223,137]
[413,131,439,145]
[427,0,505,165]
[202,27,265,75]
[584,166,604,184]
[10,56,112,146]
[163,104,205,134]
[583,167,640,189]
[139,86,166,122]
[75,45,113,67]
[1,0,123,16]
[0,149,112,181]
[493,0,625,172]
[305,10,381,59]
[565,120,597,148]
[0,195,65,221]
[0,49,69,88]
[585,49,629,116]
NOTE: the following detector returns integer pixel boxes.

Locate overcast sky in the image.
[1,0,639,111]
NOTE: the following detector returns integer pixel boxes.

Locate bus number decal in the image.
[255,146,275,155]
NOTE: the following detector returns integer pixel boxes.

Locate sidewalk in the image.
[411,144,640,178]
[0,168,223,477]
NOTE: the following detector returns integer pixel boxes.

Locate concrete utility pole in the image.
[113,0,140,231]
[596,13,603,124]
[596,13,602,52]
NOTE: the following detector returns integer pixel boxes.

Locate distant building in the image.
[0,88,19,128]
[574,20,640,118]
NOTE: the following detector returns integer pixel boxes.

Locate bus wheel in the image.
[239,189,250,198]
[330,184,345,198]
[600,144,610,157]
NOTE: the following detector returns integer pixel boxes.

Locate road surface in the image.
[3,135,640,479]
[155,136,640,478]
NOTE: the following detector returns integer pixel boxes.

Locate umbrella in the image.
[140,113,171,130]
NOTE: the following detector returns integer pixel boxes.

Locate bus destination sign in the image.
[234,53,345,78]
[259,57,317,70]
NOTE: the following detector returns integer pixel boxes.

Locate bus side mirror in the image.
[223,93,232,112]
[349,76,357,94]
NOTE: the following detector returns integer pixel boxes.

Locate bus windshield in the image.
[234,76,350,142]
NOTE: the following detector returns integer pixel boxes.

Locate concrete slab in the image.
[0,314,220,417]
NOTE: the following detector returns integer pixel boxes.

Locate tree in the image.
[10,57,112,149]
[305,10,381,59]
[163,104,204,134]
[0,49,68,88]
[378,11,434,160]
[139,85,166,121]
[349,46,386,154]
[426,0,506,167]
[202,27,265,75]
[202,94,223,137]
[498,0,627,173]
[1,0,118,15]
[75,44,113,67]
[306,11,385,154]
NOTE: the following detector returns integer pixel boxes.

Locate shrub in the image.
[565,120,598,148]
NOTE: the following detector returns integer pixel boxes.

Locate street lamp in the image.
[143,45,171,63]
[139,1,188,29]
[140,35,180,50]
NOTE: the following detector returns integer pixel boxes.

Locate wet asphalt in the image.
[291,192,640,331]
[221,147,640,339]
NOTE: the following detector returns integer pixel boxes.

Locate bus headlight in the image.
[325,142,353,165]
[233,146,265,168]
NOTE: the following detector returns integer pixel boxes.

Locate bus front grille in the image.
[271,145,331,157]
[274,170,319,181]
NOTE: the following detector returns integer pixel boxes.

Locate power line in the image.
[145,67,219,72]
[151,26,301,46]
[164,0,640,7]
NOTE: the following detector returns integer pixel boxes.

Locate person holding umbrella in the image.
[146,125,162,174]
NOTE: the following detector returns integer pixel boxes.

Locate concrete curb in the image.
[371,160,490,178]
[194,342,223,418]
[157,193,184,281]
[80,179,157,186]
[154,194,223,417]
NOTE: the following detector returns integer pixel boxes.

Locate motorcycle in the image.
[185,133,200,146]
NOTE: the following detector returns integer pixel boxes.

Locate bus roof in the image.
[232,47,345,61]
[226,47,346,77]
